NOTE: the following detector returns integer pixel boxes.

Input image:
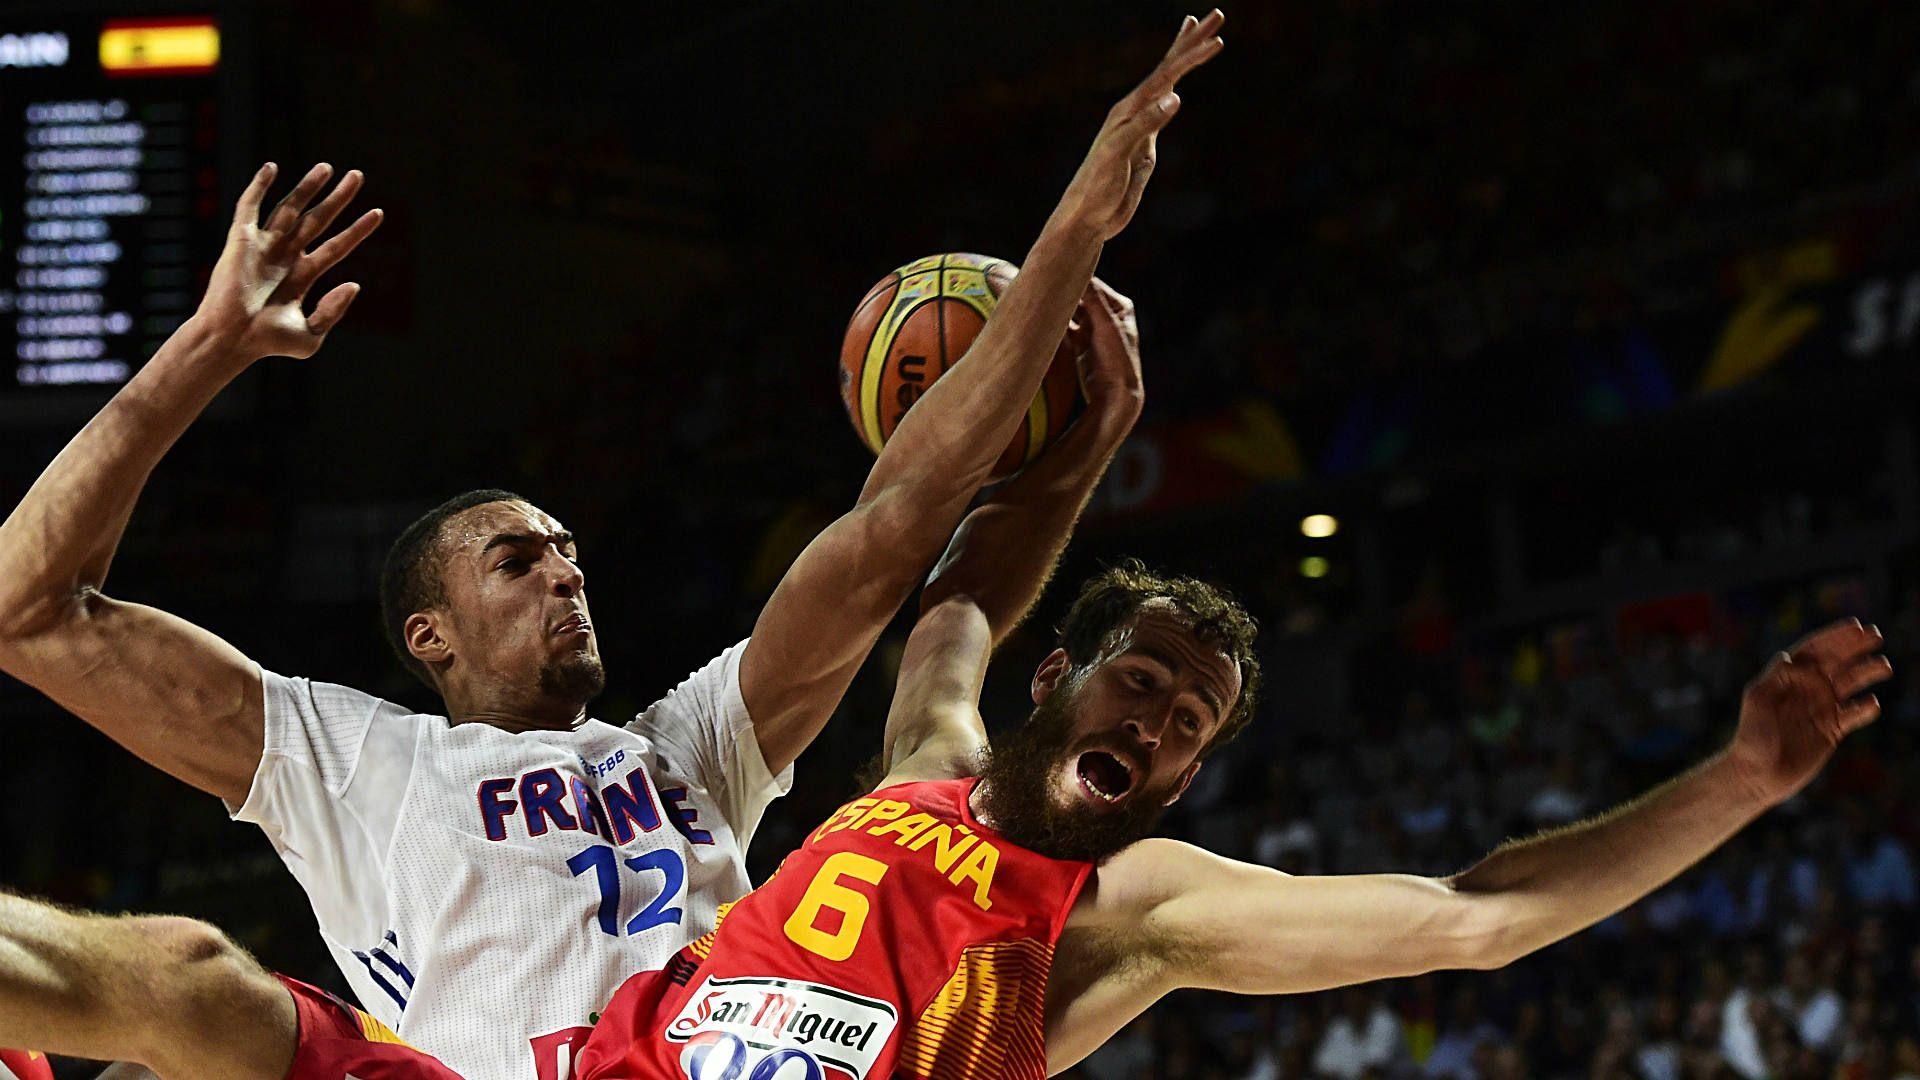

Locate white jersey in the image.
[230,640,790,1080]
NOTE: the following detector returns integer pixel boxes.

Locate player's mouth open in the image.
[553,613,590,635]
[1076,751,1135,804]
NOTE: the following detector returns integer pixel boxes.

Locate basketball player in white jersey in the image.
[0,14,1224,1079]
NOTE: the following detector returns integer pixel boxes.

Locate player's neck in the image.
[967,779,999,832]
[442,687,590,733]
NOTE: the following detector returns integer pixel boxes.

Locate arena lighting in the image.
[1300,513,1339,538]
[1299,556,1330,579]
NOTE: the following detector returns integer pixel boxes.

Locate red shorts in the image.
[279,975,464,1080]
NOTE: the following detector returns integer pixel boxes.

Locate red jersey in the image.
[577,777,1091,1080]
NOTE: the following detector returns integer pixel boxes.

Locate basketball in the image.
[838,252,1084,481]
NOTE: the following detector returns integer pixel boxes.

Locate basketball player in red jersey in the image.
[571,287,1897,1078]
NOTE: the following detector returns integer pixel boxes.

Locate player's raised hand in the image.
[1726,619,1893,802]
[1054,10,1224,241]
[196,162,383,361]
[1076,277,1144,425]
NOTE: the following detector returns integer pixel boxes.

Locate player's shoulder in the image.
[1079,838,1256,920]
[263,667,440,721]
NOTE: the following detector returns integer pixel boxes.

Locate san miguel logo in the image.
[667,975,897,1079]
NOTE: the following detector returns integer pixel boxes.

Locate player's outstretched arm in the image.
[873,596,996,786]
[0,163,381,805]
[919,279,1144,645]
[1059,620,1892,1036]
[0,891,296,1080]
[740,13,1223,774]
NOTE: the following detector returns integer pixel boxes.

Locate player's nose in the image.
[547,550,585,595]
[1123,710,1167,749]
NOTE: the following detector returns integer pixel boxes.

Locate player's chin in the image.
[539,652,607,701]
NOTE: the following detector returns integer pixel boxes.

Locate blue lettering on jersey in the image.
[580,748,627,778]
[660,786,714,845]
[570,774,611,836]
[477,777,517,841]
[475,766,669,843]
[603,767,663,843]
[521,768,579,836]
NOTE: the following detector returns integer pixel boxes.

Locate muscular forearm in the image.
[1451,750,1771,964]
[922,408,1132,641]
[858,221,1103,524]
[0,317,248,640]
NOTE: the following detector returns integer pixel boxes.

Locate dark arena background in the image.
[2,2,1918,1078]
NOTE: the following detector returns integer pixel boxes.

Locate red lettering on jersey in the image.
[531,1026,593,1080]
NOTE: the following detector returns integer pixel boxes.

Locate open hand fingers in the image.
[1834,654,1895,700]
[293,169,364,249]
[284,208,383,297]
[1148,10,1225,93]
[305,281,362,338]
[232,162,277,227]
[1788,618,1883,676]
[265,162,334,236]
[1838,694,1882,735]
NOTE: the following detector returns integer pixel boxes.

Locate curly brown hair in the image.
[1055,559,1262,756]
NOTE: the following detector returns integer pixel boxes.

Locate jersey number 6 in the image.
[782,851,889,961]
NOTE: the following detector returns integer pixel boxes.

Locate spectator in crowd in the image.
[1424,986,1502,1080]
[1314,987,1405,1079]
[1774,951,1846,1055]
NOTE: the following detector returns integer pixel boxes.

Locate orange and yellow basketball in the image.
[838,253,1083,481]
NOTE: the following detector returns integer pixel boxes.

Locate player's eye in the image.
[1128,670,1154,690]
[1179,712,1201,734]
[497,556,523,572]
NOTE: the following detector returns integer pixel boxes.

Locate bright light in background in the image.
[1300,513,1339,538]
[1299,556,1330,579]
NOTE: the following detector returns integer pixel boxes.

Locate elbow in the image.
[0,588,82,661]
[1442,888,1526,972]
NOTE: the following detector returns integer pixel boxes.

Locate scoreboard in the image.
[0,14,226,412]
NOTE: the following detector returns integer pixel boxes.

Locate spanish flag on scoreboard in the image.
[99,17,219,77]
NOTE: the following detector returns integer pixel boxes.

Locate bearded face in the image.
[975,678,1176,862]
[974,614,1242,862]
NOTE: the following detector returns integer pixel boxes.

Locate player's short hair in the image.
[380,488,527,689]
[1056,559,1262,757]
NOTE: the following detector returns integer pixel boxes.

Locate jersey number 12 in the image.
[568,843,686,937]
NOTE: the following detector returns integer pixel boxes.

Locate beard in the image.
[974,678,1176,863]
[538,650,606,704]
